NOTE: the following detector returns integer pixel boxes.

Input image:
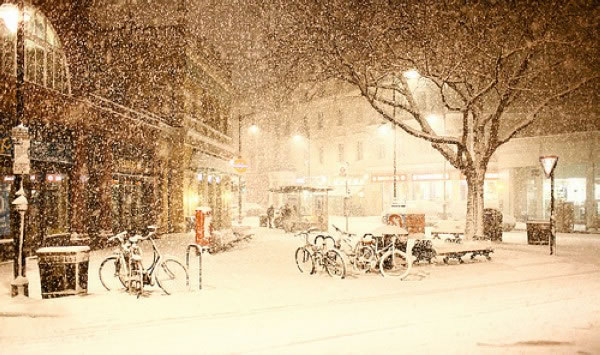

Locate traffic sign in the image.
[233,158,248,173]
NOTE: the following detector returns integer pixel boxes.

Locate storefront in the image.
[183,150,234,231]
[0,124,73,252]
[110,143,156,234]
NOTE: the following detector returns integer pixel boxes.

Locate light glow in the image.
[403,69,420,80]
[0,4,30,34]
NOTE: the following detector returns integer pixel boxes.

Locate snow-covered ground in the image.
[1,216,599,354]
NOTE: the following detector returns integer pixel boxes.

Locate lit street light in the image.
[248,124,259,134]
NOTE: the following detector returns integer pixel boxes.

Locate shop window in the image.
[378,144,386,159]
[318,146,324,165]
[317,112,324,130]
[337,143,345,162]
[0,181,11,238]
[356,141,363,161]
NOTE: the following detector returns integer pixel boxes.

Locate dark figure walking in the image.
[267,205,275,228]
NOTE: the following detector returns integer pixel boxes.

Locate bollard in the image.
[186,244,205,290]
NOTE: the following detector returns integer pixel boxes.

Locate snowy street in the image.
[1,217,600,354]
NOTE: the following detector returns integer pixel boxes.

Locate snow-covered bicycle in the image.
[294,228,346,279]
[99,227,189,296]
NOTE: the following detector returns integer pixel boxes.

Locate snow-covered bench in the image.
[431,220,465,243]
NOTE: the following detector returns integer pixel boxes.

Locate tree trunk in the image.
[465,175,476,240]
[474,174,486,238]
[464,171,486,240]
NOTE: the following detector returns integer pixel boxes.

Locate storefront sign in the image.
[30,141,73,164]
[117,159,143,174]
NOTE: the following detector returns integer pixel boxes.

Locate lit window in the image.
[318,146,324,164]
[356,141,363,161]
[0,4,70,94]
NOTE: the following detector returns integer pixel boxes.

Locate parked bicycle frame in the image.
[99,226,190,296]
[294,228,346,279]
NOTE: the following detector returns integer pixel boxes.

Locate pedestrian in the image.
[267,205,275,228]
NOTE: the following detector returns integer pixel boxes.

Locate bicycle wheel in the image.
[324,249,346,279]
[99,256,128,291]
[295,247,314,274]
[379,250,410,279]
[354,245,376,273]
[155,258,189,295]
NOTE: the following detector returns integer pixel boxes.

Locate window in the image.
[0,4,70,94]
[378,144,386,159]
[337,143,345,162]
[337,110,343,126]
[356,141,363,161]
[317,112,324,130]
[284,119,290,137]
[318,146,324,164]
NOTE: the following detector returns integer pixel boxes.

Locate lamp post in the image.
[392,85,397,200]
[540,155,558,255]
[340,162,349,231]
[1,0,30,297]
[237,115,243,225]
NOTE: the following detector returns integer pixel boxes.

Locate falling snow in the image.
[0,1,599,354]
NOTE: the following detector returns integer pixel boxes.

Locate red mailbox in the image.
[195,207,212,246]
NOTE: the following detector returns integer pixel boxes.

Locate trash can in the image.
[259,215,268,227]
[36,246,90,299]
[526,221,551,245]
[484,208,503,242]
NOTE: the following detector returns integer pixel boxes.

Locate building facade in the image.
[244,81,599,230]
[0,1,235,260]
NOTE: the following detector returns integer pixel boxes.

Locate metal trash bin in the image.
[526,221,551,245]
[259,215,268,227]
[36,246,90,299]
[484,208,503,242]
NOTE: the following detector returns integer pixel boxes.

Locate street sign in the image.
[11,125,30,175]
[233,158,248,174]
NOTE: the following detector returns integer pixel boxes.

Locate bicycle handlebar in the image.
[108,231,128,242]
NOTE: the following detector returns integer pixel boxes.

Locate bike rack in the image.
[186,244,207,290]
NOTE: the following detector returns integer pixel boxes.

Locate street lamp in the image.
[540,155,558,255]
[403,69,420,80]
[1,0,30,297]
[248,124,259,134]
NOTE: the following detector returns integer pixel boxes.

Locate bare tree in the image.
[256,0,599,239]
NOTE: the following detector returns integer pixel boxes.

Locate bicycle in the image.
[98,231,131,291]
[331,224,376,274]
[294,228,346,279]
[99,227,190,296]
[370,233,414,279]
